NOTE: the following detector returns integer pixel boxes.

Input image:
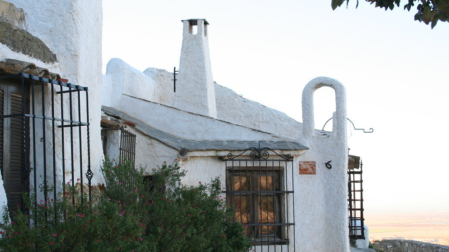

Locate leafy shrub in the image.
[0,160,252,252]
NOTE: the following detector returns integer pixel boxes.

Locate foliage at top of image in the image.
[331,0,449,28]
[0,160,252,252]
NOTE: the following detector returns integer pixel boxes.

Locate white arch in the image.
[302,76,347,138]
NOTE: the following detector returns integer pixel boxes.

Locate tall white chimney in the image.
[173,19,217,118]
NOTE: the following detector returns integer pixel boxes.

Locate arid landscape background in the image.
[366,212,449,246]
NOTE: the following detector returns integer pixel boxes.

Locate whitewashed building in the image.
[0,0,367,249]
[101,19,368,252]
[0,0,104,221]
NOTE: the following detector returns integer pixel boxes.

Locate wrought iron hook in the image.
[321,118,374,133]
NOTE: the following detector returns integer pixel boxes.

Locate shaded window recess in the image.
[0,72,92,216]
[101,119,136,168]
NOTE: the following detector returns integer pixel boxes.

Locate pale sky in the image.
[102,0,449,214]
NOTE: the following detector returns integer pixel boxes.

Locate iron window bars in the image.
[0,72,92,217]
[101,127,136,167]
[119,128,136,167]
[348,160,365,241]
[222,147,295,252]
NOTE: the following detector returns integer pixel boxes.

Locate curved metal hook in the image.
[321,118,374,133]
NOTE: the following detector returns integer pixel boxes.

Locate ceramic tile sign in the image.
[299,161,316,175]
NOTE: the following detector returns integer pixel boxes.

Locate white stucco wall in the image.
[103,58,156,108]
[173,19,217,118]
[0,0,104,214]
[116,95,287,141]
[180,156,226,187]
[126,127,178,172]
[104,60,303,143]
[101,70,351,252]
[143,67,175,106]
[296,77,349,252]
[104,130,121,162]
[100,18,352,252]
[215,83,303,140]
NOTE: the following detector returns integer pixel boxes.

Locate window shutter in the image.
[0,82,28,214]
[7,92,26,212]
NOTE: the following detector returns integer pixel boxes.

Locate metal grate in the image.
[222,146,295,252]
[0,72,93,217]
[348,160,365,241]
[119,128,136,167]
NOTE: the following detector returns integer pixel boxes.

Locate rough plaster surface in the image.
[0,0,56,63]
[173,19,217,118]
[143,67,175,106]
[103,58,156,107]
[101,19,352,252]
[104,61,303,143]
[180,156,226,187]
[215,83,302,140]
[103,104,306,153]
[102,71,352,251]
[105,130,121,162]
[126,127,178,172]
[0,0,104,214]
[0,0,25,29]
[296,77,349,252]
[373,240,449,252]
[0,20,57,63]
[116,95,290,142]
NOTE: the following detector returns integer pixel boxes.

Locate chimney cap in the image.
[182,19,209,25]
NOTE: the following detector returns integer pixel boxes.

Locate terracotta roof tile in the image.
[0,59,61,80]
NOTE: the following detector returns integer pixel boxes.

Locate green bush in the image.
[0,160,252,252]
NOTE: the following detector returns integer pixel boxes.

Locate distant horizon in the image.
[366,211,449,246]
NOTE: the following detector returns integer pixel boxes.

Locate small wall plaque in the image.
[299,161,316,175]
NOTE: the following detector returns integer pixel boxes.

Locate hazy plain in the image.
[365,212,449,246]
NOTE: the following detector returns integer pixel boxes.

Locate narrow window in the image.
[119,128,136,167]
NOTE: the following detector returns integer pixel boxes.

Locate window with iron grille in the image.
[227,167,285,243]
[101,127,136,168]
[119,128,136,167]
[223,147,295,251]
[348,155,365,241]
[0,71,93,216]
